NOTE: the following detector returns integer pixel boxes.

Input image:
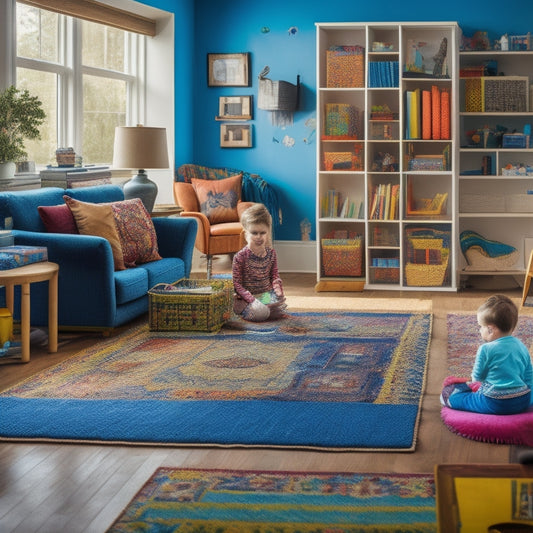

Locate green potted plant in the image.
[0,85,46,179]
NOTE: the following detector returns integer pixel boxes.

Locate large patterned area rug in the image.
[0,311,432,451]
[107,468,436,532]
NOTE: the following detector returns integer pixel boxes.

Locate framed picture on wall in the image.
[216,96,253,120]
[220,123,252,148]
[208,53,250,87]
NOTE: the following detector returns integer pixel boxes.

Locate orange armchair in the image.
[173,179,253,278]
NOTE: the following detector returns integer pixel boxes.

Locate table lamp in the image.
[112,125,169,213]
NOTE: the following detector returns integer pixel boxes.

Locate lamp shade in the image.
[112,126,169,169]
[113,125,169,213]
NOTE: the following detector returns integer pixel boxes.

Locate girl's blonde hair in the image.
[240,203,272,231]
[240,203,272,246]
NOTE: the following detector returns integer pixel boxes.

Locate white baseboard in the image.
[274,240,317,273]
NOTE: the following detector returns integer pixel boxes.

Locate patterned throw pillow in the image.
[38,204,79,234]
[63,196,126,271]
[111,198,161,267]
[191,174,242,224]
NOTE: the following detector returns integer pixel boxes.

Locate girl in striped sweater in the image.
[232,203,286,321]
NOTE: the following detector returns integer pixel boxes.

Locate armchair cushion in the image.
[38,204,78,234]
[63,195,126,271]
[174,181,199,212]
[191,173,242,224]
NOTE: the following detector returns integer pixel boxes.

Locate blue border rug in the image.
[107,468,436,532]
[0,311,432,451]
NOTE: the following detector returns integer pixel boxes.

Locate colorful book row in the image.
[405,86,450,140]
[368,61,399,88]
[321,189,364,219]
[369,183,400,220]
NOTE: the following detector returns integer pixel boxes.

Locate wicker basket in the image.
[463,247,519,271]
[405,250,449,286]
[464,78,483,112]
[326,46,364,88]
[321,237,363,276]
[148,279,233,332]
[369,266,400,284]
[483,76,528,112]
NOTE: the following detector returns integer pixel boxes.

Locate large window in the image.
[16,2,143,166]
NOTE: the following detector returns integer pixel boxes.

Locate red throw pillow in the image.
[38,204,79,234]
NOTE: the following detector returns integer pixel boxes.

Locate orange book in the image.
[431,85,441,140]
[440,89,450,139]
[422,90,431,140]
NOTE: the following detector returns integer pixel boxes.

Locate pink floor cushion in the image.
[441,406,533,445]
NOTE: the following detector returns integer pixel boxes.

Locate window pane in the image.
[82,20,127,73]
[16,68,57,167]
[16,4,59,63]
[83,75,126,164]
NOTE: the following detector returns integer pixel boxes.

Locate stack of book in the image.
[0,173,41,191]
[369,183,400,220]
[40,166,111,188]
[404,85,450,140]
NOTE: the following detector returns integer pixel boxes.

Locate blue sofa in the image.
[0,185,197,330]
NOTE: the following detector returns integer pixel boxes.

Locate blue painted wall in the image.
[146,0,533,240]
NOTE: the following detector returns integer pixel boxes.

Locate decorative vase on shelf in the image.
[0,162,16,180]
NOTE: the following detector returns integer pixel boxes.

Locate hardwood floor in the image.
[0,254,526,532]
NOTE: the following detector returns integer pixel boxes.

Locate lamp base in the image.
[123,170,158,213]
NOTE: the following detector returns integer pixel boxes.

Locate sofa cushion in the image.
[0,187,65,231]
[111,198,162,267]
[114,267,149,305]
[142,257,185,288]
[65,184,124,204]
[191,174,242,224]
[64,196,126,271]
[38,204,79,234]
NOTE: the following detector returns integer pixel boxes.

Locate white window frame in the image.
[1,0,175,204]
[14,3,145,161]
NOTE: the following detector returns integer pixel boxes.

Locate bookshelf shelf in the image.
[458,45,533,277]
[316,21,458,291]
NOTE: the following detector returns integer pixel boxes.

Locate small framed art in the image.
[216,96,252,120]
[220,123,252,148]
[208,53,250,87]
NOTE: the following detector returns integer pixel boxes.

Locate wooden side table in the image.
[435,464,533,532]
[151,204,183,218]
[0,262,59,363]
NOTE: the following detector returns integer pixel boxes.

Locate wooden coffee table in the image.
[0,261,59,363]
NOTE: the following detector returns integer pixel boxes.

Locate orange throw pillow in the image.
[191,174,242,224]
[64,196,126,271]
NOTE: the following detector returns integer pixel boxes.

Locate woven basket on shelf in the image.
[405,250,449,286]
[463,247,519,271]
[321,236,363,277]
[326,46,365,88]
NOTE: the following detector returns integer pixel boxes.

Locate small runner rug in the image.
[106,468,436,532]
[0,311,432,451]
[447,313,533,377]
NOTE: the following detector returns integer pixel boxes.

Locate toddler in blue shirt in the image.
[441,294,533,414]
